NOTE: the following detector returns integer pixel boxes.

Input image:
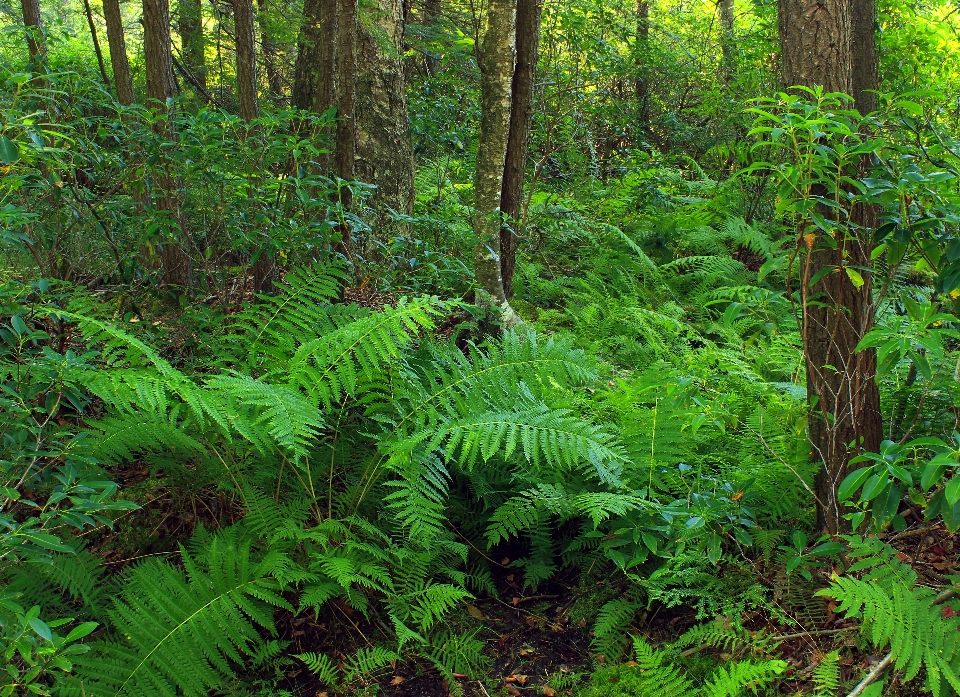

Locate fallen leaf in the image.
[506,686,522,696]
[467,604,487,620]
[541,688,556,697]
[390,677,405,685]
[513,597,521,606]
[452,673,468,679]
[502,557,511,565]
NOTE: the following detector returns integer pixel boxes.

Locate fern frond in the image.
[812,651,841,697]
[702,659,787,697]
[295,652,340,686]
[73,532,288,697]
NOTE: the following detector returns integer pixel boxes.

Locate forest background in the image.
[4,0,960,694]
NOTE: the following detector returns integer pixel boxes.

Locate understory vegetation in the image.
[4,0,960,694]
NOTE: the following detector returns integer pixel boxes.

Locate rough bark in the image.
[334,0,357,183]
[634,0,649,137]
[20,0,47,63]
[234,0,260,121]
[292,0,338,114]
[144,0,193,289]
[82,0,110,84]
[779,0,881,534]
[851,0,877,114]
[103,0,135,104]
[178,0,206,90]
[473,0,521,328]
[499,0,541,298]
[257,0,284,98]
[355,0,416,236]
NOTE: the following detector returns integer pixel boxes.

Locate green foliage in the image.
[577,635,786,697]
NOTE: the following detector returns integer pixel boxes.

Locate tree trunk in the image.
[103,0,135,104]
[257,0,284,98]
[718,0,735,78]
[778,0,881,534]
[499,0,541,299]
[81,0,110,84]
[20,0,47,64]
[334,0,356,184]
[144,0,193,289]
[473,0,521,328]
[292,0,338,115]
[851,0,877,114]
[355,0,416,237]
[234,0,260,121]
[634,0,649,138]
[178,0,206,90]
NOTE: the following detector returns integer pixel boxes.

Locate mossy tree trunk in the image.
[355,0,416,239]
[178,0,206,89]
[233,0,260,121]
[473,0,521,328]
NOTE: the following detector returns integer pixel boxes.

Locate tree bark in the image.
[778,0,881,534]
[144,0,193,289]
[103,0,135,104]
[851,0,877,114]
[499,0,541,299]
[355,0,416,236]
[334,0,356,184]
[718,0,735,78]
[178,0,206,90]
[234,0,260,121]
[82,0,110,85]
[20,0,47,64]
[473,0,521,328]
[257,0,284,98]
[292,0,338,115]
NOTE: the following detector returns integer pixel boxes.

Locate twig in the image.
[845,587,958,697]
[769,627,854,642]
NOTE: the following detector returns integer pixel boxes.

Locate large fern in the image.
[65,533,290,697]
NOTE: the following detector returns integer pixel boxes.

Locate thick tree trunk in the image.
[234,0,260,121]
[257,0,284,98]
[851,0,877,115]
[21,0,47,63]
[334,0,356,184]
[779,0,881,534]
[634,0,649,137]
[144,0,193,289]
[178,0,206,90]
[103,0,135,104]
[82,0,110,84]
[499,0,541,299]
[718,0,735,78]
[355,0,416,237]
[473,0,520,328]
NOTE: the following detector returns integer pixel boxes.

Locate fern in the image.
[818,577,960,697]
[702,659,787,697]
[812,651,841,697]
[66,532,290,697]
[295,651,340,686]
[343,646,400,682]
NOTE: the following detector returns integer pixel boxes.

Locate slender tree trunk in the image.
[334,0,356,184]
[103,0,135,104]
[257,0,284,98]
[81,0,110,84]
[355,0,415,237]
[778,0,881,534]
[21,0,47,64]
[634,0,649,137]
[499,0,541,298]
[178,0,206,90]
[718,0,735,78]
[233,0,260,121]
[473,0,521,328]
[144,0,193,289]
